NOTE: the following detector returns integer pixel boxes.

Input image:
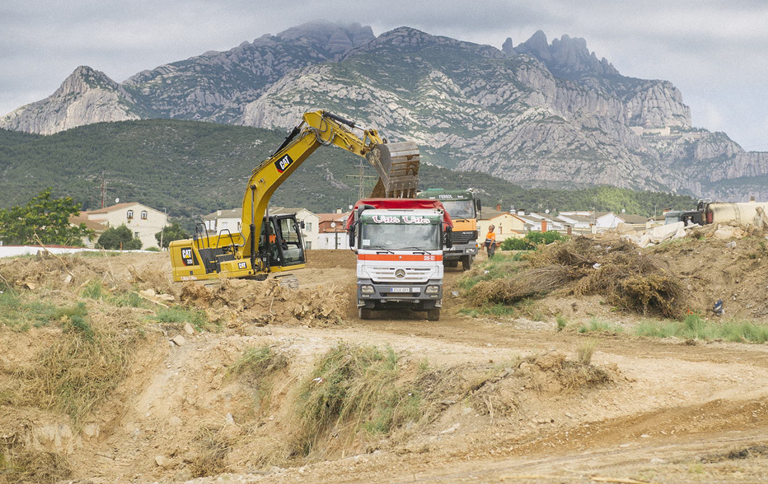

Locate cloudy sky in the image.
[3,0,767,151]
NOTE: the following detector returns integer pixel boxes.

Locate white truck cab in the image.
[348,201,452,321]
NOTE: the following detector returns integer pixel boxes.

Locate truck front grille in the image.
[452,231,477,245]
[370,267,432,282]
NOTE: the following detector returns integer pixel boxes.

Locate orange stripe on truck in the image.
[359,254,443,262]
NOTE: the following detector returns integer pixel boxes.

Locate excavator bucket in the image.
[366,142,420,198]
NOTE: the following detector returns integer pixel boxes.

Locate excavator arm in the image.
[240,111,383,262]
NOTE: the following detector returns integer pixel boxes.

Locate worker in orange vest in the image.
[484,224,497,257]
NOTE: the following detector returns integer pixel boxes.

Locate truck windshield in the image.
[360,223,441,251]
[441,200,475,219]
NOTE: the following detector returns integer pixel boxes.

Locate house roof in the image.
[69,214,108,232]
[620,213,650,224]
[83,202,147,215]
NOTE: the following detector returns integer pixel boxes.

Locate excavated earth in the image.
[2,234,768,484]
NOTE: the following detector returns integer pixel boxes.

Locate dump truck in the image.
[346,198,453,321]
[416,188,481,270]
[170,111,420,282]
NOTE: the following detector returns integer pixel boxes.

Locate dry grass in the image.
[6,303,138,424]
[0,450,72,484]
[576,339,598,365]
[189,426,232,478]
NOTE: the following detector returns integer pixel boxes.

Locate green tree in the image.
[97,225,142,250]
[155,222,188,248]
[0,188,93,246]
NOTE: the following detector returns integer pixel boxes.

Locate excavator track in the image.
[366,141,420,198]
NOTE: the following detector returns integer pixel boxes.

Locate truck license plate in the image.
[390,287,415,293]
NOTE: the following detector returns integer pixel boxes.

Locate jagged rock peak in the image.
[275,21,375,55]
[501,37,516,57]
[55,66,119,97]
[347,26,503,59]
[514,31,620,79]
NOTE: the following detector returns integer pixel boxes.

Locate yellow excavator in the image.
[169,110,420,282]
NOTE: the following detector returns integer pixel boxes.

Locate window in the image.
[305,241,312,249]
[127,210,133,219]
[141,210,148,220]
[305,222,313,232]
[134,232,140,238]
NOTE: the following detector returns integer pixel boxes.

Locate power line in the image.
[345,158,377,200]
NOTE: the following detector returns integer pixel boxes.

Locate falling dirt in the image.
[1,237,768,483]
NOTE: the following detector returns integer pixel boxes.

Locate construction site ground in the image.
[2,234,768,484]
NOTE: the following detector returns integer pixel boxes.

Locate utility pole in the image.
[345,158,376,200]
[100,175,107,208]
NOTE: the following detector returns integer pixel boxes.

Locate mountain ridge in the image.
[1,22,766,201]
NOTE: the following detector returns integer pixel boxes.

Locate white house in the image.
[203,206,320,250]
[78,202,168,249]
[477,207,526,243]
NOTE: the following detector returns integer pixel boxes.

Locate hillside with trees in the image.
[0,120,696,226]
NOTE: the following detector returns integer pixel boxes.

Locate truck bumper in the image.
[357,279,442,310]
[443,243,478,261]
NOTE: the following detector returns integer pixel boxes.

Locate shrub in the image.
[500,231,567,251]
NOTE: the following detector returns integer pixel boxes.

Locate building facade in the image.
[79,202,168,249]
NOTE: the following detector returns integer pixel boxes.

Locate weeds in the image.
[80,281,105,300]
[636,315,768,343]
[457,254,524,292]
[10,304,137,423]
[294,343,421,455]
[577,339,598,365]
[576,318,625,335]
[151,305,211,332]
[228,345,289,411]
[556,315,567,331]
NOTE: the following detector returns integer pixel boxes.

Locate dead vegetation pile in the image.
[468,351,614,421]
[470,237,686,318]
[179,278,348,327]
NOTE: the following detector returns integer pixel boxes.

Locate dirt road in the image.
[2,248,768,483]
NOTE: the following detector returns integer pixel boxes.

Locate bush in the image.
[97,225,142,250]
[500,231,567,251]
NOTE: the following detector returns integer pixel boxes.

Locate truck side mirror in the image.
[348,226,356,249]
[300,221,305,229]
[475,199,482,211]
[444,226,453,249]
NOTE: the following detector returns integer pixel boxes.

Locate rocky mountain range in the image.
[2,21,766,201]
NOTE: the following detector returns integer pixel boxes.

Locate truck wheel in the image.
[359,307,373,320]
[461,255,473,271]
[427,308,440,321]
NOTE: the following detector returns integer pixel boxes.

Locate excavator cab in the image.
[258,215,306,270]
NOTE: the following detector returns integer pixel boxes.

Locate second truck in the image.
[416,188,481,270]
